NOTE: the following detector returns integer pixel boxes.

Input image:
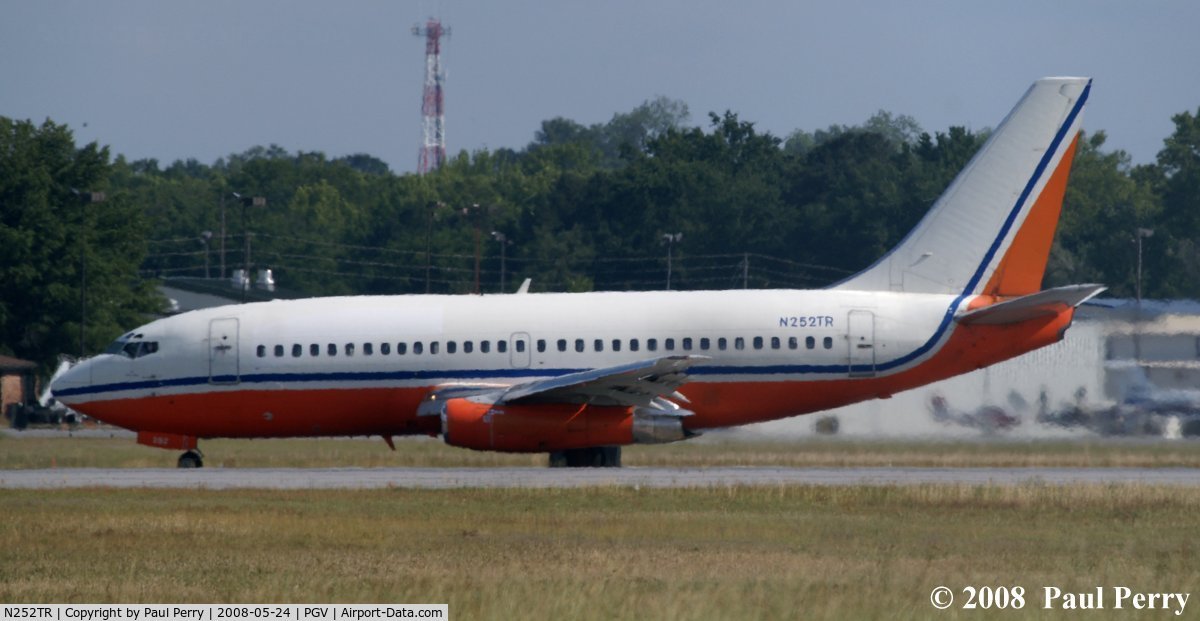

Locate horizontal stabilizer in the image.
[956,284,1105,326]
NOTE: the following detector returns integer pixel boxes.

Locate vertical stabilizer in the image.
[834,77,1090,297]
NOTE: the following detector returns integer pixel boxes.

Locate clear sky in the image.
[2,1,1197,173]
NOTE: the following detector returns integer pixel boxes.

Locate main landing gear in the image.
[177,449,204,468]
[548,446,622,468]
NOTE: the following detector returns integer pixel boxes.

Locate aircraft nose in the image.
[50,359,93,403]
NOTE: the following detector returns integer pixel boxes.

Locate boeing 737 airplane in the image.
[52,77,1101,468]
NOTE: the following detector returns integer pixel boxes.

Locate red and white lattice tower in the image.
[413,18,449,174]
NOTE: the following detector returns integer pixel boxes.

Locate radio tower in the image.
[413,18,449,174]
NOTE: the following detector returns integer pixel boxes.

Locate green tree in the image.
[1149,108,1200,297]
[0,118,161,368]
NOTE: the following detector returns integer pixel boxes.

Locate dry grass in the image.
[1,485,1197,619]
[3,431,1200,469]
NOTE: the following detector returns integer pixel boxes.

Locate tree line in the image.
[2,96,1199,368]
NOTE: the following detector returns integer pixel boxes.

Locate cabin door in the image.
[847,310,876,378]
[208,318,240,384]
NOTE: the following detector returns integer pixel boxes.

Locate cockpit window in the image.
[111,340,160,359]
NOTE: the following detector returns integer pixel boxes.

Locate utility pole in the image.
[219,192,226,281]
[462,203,483,294]
[1135,227,1154,304]
[200,231,213,279]
[662,232,682,290]
[491,231,509,292]
[424,202,436,293]
[742,253,749,289]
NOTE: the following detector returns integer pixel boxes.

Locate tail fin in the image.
[835,77,1090,297]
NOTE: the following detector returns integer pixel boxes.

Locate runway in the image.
[2,467,1199,489]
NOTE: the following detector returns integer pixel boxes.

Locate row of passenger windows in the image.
[255,335,836,359]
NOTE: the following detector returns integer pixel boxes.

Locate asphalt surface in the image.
[1,467,1198,489]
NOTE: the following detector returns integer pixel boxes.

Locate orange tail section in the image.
[981,133,1081,297]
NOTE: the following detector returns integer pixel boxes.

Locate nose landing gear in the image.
[135,431,202,468]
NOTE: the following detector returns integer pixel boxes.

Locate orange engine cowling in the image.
[440,398,637,453]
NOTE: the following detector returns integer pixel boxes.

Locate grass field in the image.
[1,485,1197,619]
[3,430,1200,469]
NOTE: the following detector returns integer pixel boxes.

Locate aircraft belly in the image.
[77,386,436,438]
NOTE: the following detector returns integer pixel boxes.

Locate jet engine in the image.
[436,397,690,453]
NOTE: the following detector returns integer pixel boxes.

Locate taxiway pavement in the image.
[1,467,1198,489]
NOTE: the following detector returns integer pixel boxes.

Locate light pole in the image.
[70,189,105,358]
[232,193,266,302]
[491,231,510,292]
[200,231,213,279]
[1135,227,1154,304]
[422,202,441,294]
[662,232,682,290]
[460,203,495,294]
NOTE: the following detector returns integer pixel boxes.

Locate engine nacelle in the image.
[438,398,691,453]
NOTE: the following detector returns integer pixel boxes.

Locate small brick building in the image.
[1,354,38,418]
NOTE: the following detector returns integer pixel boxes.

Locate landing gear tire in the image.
[548,446,621,468]
[177,450,204,469]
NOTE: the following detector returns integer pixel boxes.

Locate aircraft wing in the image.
[415,355,708,418]
[499,355,708,407]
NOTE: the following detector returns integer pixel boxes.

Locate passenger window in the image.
[481,340,491,353]
[430,342,439,355]
[647,338,657,352]
[594,339,604,352]
[345,343,355,357]
[328,343,337,357]
[612,339,621,352]
[806,336,816,349]
[364,343,373,356]
[446,341,456,354]
[256,345,266,358]
[700,338,710,350]
[718,338,728,351]
[754,337,764,350]
[537,339,546,353]
[824,337,833,349]
[734,337,744,350]
[665,338,675,351]
[575,339,584,353]
[293,344,302,358]
[556,339,566,352]
[498,340,508,353]
[683,337,693,350]
[630,339,640,352]
[274,345,284,357]
[515,340,525,353]
[413,342,423,355]
[771,337,781,350]
[464,341,473,354]
[398,342,407,355]
[310,344,320,356]
[788,337,797,350]
[381,343,391,355]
